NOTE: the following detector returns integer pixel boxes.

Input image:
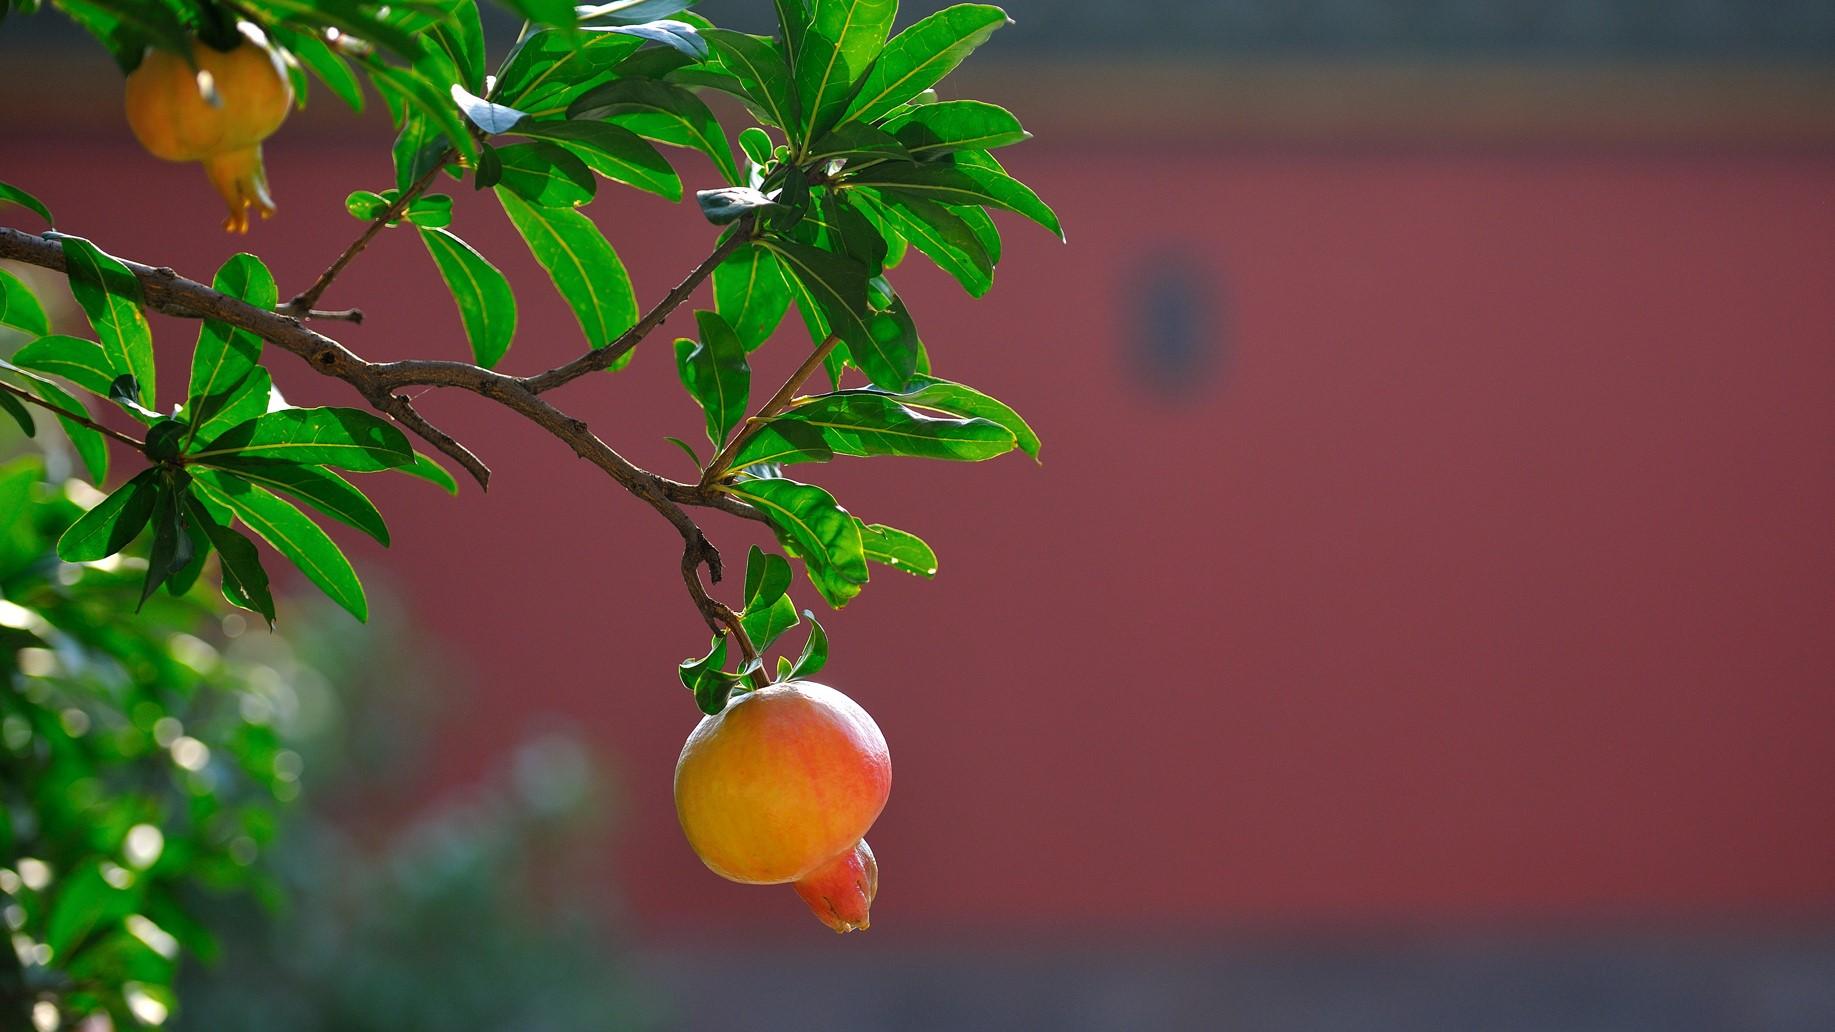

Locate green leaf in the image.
[843,4,1010,125]
[27,378,106,481]
[419,228,517,368]
[365,61,478,165]
[139,479,195,608]
[783,610,828,680]
[858,188,992,295]
[0,179,53,224]
[848,159,1061,238]
[44,861,137,961]
[807,121,908,163]
[494,142,597,207]
[345,189,392,220]
[187,253,275,445]
[12,335,120,398]
[773,0,811,66]
[59,235,155,407]
[884,373,1039,459]
[492,29,644,112]
[663,435,704,468]
[945,149,1062,239]
[56,468,157,561]
[568,78,739,185]
[166,503,212,597]
[793,0,898,145]
[393,450,460,494]
[727,476,867,607]
[759,237,915,390]
[434,4,488,92]
[743,544,793,609]
[199,457,389,546]
[696,186,778,225]
[451,83,529,134]
[727,417,833,470]
[191,367,273,447]
[703,28,797,131]
[0,268,49,335]
[271,26,364,112]
[881,99,1029,159]
[738,127,774,166]
[674,311,751,447]
[404,194,454,228]
[509,120,681,201]
[0,391,32,438]
[769,392,1017,461]
[498,191,638,351]
[712,243,791,351]
[192,470,368,622]
[184,496,275,625]
[679,634,737,715]
[191,407,413,471]
[857,520,937,576]
[741,592,798,654]
[602,17,706,59]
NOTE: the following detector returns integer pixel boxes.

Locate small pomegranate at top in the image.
[123,24,293,233]
[674,681,891,932]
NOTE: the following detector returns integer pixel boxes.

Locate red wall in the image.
[7,131,1835,936]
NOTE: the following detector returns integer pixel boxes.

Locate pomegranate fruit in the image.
[123,25,293,233]
[674,681,890,932]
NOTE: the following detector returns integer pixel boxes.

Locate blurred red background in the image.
[8,120,1833,938]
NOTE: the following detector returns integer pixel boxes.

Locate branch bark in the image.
[0,223,770,668]
[0,379,148,452]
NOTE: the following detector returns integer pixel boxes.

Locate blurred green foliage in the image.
[0,428,653,1029]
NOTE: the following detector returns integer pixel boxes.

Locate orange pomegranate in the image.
[674,681,890,932]
[123,24,293,233]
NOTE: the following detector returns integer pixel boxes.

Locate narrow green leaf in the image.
[843,4,1010,125]
[727,417,834,470]
[199,457,389,546]
[858,188,992,295]
[784,609,828,680]
[883,373,1040,459]
[773,0,811,66]
[193,470,368,622]
[184,496,275,625]
[498,191,638,351]
[365,61,478,164]
[59,235,155,407]
[727,476,867,607]
[420,228,517,368]
[857,520,937,576]
[770,391,1017,461]
[0,180,53,224]
[12,335,120,398]
[793,0,898,145]
[27,378,106,481]
[494,142,597,207]
[191,407,413,471]
[492,29,643,112]
[0,392,33,438]
[674,310,751,446]
[759,236,916,390]
[271,26,364,112]
[166,503,212,597]
[712,243,791,351]
[881,99,1029,159]
[139,480,195,607]
[56,468,157,561]
[568,78,738,185]
[393,450,460,494]
[191,367,274,447]
[945,149,1063,239]
[187,253,274,445]
[849,159,1062,238]
[663,435,704,468]
[807,121,909,163]
[703,28,797,131]
[509,120,681,201]
[0,268,49,335]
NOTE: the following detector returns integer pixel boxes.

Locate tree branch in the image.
[521,221,753,394]
[700,333,841,486]
[0,379,148,452]
[0,224,773,677]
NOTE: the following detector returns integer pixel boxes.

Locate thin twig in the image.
[522,223,753,394]
[0,379,147,452]
[290,306,365,323]
[700,333,841,486]
[279,152,453,316]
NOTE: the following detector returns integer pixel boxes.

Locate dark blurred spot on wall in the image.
[1126,252,1226,403]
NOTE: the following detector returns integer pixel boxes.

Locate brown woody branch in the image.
[700,332,841,487]
[0,223,769,665]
